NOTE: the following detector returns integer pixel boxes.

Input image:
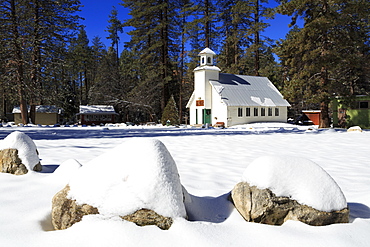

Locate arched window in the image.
[207,57,211,64]
[201,57,205,64]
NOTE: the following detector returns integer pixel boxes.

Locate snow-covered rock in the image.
[0,131,41,173]
[347,126,362,132]
[231,155,349,226]
[242,156,347,212]
[52,138,186,230]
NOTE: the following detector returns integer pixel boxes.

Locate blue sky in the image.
[79,0,297,49]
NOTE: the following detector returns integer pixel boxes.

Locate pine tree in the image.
[106,6,123,64]
[121,0,181,118]
[68,27,93,105]
[161,95,179,125]
[276,0,370,128]
[0,0,82,124]
[217,0,273,76]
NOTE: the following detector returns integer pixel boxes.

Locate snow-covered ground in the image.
[0,123,369,246]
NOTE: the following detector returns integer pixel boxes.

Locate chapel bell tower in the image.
[193,48,220,125]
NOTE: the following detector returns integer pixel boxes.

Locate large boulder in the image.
[0,131,41,174]
[231,182,349,226]
[231,156,349,226]
[52,185,174,230]
[0,149,28,175]
[52,185,99,230]
[52,138,186,230]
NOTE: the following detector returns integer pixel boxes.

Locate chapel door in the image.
[203,109,211,124]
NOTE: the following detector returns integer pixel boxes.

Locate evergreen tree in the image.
[68,27,93,105]
[161,95,179,125]
[106,6,123,63]
[0,0,81,124]
[276,0,370,128]
[217,0,273,76]
[121,0,181,118]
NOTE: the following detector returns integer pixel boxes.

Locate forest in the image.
[0,0,369,128]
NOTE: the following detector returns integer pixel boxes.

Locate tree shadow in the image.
[348,202,370,223]
[183,190,234,223]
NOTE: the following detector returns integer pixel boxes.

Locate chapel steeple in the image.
[199,47,216,66]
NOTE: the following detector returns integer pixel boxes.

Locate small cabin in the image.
[76,105,119,125]
[332,95,370,128]
[12,105,62,125]
[302,110,321,125]
[186,48,290,127]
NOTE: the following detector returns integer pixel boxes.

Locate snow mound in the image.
[0,131,40,171]
[68,138,186,218]
[242,156,347,212]
[53,159,82,178]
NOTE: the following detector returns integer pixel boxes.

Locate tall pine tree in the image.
[0,0,81,124]
[276,0,370,127]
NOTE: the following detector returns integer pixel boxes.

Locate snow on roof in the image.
[210,73,291,107]
[12,105,61,114]
[193,65,221,72]
[78,105,118,115]
[242,156,347,212]
[0,131,40,171]
[68,138,186,218]
[198,47,216,55]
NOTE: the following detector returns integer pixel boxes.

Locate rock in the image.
[0,148,42,175]
[51,185,99,230]
[52,185,174,230]
[0,131,42,172]
[121,209,173,230]
[0,149,29,175]
[231,182,349,226]
[52,139,186,230]
[347,126,362,132]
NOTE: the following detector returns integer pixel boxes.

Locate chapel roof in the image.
[209,73,291,107]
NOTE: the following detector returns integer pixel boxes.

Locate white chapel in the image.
[186,48,290,127]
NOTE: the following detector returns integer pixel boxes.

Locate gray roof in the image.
[209,73,290,107]
[77,105,118,115]
[12,105,61,114]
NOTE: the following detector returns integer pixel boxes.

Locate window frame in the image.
[246,107,251,117]
[261,108,266,116]
[268,108,273,116]
[275,107,279,116]
[238,107,243,117]
[254,107,258,116]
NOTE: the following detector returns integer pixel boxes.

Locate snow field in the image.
[0,125,369,246]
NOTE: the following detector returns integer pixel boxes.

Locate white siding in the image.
[226,106,288,126]
[211,85,228,125]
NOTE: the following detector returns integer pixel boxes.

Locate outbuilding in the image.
[332,95,370,128]
[12,105,62,125]
[76,105,119,125]
[186,48,290,127]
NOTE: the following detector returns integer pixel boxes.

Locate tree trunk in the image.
[11,0,28,124]
[254,0,260,76]
[204,0,210,48]
[160,0,169,112]
[319,101,330,128]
